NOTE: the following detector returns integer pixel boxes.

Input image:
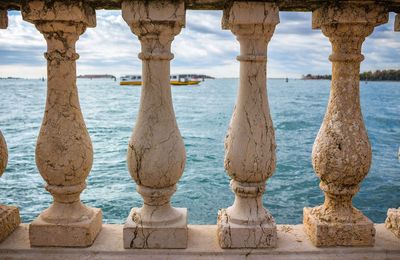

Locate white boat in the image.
[120,74,201,86]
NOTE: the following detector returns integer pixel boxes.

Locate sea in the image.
[0,78,399,224]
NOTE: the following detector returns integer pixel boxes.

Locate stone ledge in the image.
[0,224,399,259]
[2,0,400,12]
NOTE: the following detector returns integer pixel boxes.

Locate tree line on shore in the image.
[302,69,400,81]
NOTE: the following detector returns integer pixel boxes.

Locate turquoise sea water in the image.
[0,78,399,224]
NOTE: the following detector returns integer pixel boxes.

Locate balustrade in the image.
[0,0,399,254]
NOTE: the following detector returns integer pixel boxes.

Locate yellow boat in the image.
[120,74,201,86]
[170,81,200,86]
[170,74,201,85]
[120,75,142,86]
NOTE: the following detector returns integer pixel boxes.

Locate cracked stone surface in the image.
[123,208,187,249]
[217,2,279,249]
[21,0,102,247]
[0,131,7,176]
[0,131,21,243]
[303,4,388,247]
[385,208,400,238]
[122,0,187,249]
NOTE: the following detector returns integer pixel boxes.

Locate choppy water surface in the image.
[0,78,399,224]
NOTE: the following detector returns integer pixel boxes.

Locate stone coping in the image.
[2,0,400,12]
[0,224,399,259]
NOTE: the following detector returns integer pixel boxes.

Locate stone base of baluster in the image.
[217,208,277,248]
[385,208,400,238]
[29,208,102,247]
[0,205,20,243]
[303,207,375,247]
[123,207,188,249]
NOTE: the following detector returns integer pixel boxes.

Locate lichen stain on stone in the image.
[304,4,388,247]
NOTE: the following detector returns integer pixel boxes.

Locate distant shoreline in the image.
[302,69,400,81]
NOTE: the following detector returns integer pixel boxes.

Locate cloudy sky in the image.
[0,10,399,78]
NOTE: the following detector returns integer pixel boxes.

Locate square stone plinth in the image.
[29,208,102,247]
[385,208,400,238]
[217,209,277,248]
[123,208,188,249]
[303,207,375,247]
[0,205,20,242]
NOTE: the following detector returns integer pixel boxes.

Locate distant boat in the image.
[78,74,116,80]
[120,74,201,86]
[285,77,289,82]
[120,75,142,86]
[170,74,201,85]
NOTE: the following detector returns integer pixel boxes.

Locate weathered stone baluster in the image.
[303,4,388,247]
[385,13,400,239]
[0,131,21,243]
[386,208,400,238]
[0,8,21,244]
[217,2,279,249]
[22,1,102,247]
[122,0,187,249]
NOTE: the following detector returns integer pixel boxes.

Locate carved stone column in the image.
[303,4,388,247]
[22,1,102,247]
[385,13,400,239]
[121,0,187,249]
[0,130,21,243]
[217,2,279,249]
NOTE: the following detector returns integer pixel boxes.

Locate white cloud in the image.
[0,10,399,79]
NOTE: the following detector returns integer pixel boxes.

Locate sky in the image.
[0,10,399,79]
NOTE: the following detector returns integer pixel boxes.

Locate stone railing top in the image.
[222,2,280,30]
[22,1,96,27]
[2,0,400,12]
[312,4,389,29]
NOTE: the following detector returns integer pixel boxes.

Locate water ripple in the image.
[0,78,399,224]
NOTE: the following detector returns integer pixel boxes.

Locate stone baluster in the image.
[21,1,102,247]
[217,2,279,249]
[303,4,388,247]
[385,13,400,239]
[0,132,21,243]
[121,0,187,249]
[0,8,21,244]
